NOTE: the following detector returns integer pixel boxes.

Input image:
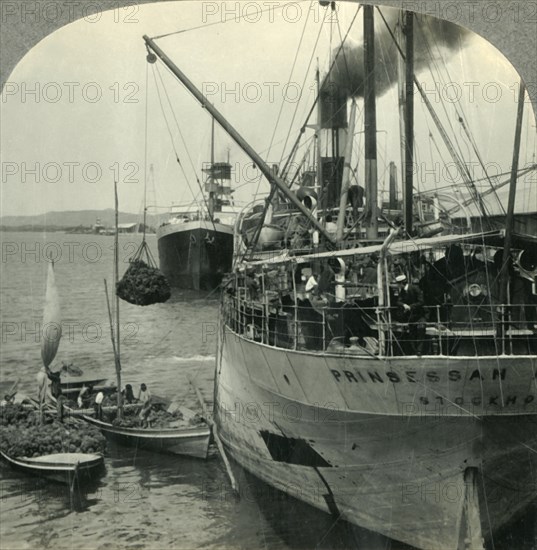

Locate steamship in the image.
[156,122,240,290]
[144,4,537,549]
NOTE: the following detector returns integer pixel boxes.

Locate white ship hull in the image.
[215,328,537,550]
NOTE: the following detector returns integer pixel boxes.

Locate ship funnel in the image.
[320,81,348,129]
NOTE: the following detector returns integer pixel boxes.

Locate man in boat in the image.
[94,390,104,420]
[77,384,94,408]
[36,366,51,424]
[123,384,135,404]
[137,383,152,427]
[36,367,48,407]
[78,384,89,408]
[395,274,427,355]
[47,369,65,422]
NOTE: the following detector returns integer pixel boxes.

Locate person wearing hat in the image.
[305,271,319,300]
[395,274,427,355]
[245,268,260,300]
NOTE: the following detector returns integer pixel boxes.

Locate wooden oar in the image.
[188,376,239,497]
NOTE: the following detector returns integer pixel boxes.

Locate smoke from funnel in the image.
[320,8,471,117]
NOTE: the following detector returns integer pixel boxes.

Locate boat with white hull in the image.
[82,414,210,459]
[0,449,104,485]
[215,323,537,549]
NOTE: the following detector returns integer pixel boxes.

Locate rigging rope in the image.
[271,4,362,194]
[418,19,494,228]
[154,62,218,233]
[264,1,314,167]
[150,3,288,40]
[419,16,504,217]
[151,63,197,201]
[143,60,150,242]
[376,8,492,228]
[245,4,362,259]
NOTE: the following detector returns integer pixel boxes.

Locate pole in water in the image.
[188,376,240,497]
[458,468,485,550]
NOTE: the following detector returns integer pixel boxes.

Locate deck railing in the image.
[222,290,537,357]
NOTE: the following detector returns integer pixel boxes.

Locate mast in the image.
[499,79,526,306]
[397,18,406,215]
[363,5,378,239]
[404,11,414,236]
[336,100,357,242]
[315,63,323,216]
[208,117,215,220]
[378,9,491,224]
[389,161,398,209]
[114,179,122,417]
[144,35,335,245]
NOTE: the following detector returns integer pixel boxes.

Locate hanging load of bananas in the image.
[116,241,171,306]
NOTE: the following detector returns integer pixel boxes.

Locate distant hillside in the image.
[0,209,160,229]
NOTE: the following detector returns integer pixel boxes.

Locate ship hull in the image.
[215,327,537,550]
[157,220,233,290]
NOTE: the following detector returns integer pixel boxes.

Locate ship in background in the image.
[144,4,537,549]
[157,120,241,290]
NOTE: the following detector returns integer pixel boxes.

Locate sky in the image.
[1,1,535,220]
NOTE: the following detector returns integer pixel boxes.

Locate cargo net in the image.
[116,241,171,306]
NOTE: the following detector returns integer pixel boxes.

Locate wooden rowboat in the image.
[0,449,104,485]
[53,388,212,459]
[81,414,211,459]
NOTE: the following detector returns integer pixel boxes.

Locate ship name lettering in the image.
[449,370,461,381]
[368,371,384,383]
[344,371,358,383]
[492,369,506,380]
[386,372,401,383]
[406,371,417,383]
[426,371,439,382]
[469,369,484,381]
[416,395,534,408]
[331,369,342,382]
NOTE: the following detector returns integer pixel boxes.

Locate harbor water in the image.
[1,233,535,549]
